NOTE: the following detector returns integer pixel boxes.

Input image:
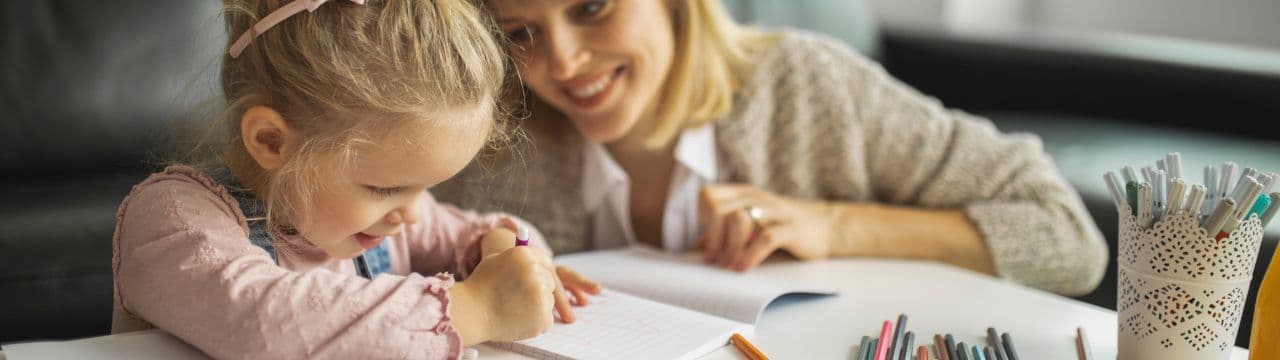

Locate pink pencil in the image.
[875,320,893,360]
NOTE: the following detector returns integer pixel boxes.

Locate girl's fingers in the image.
[569,288,590,306]
[556,266,602,306]
[569,277,602,294]
[499,217,520,230]
[556,266,595,285]
[551,277,575,323]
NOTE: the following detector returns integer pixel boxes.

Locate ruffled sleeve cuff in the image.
[421,272,464,359]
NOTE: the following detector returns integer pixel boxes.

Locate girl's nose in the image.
[387,203,421,226]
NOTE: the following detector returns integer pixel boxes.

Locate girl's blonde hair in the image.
[644,0,779,148]
[217,0,508,228]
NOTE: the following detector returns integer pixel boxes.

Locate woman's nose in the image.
[544,25,590,81]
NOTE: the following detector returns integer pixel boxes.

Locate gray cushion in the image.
[0,1,224,342]
[722,0,880,57]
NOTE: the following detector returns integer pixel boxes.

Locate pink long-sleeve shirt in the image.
[110,165,547,359]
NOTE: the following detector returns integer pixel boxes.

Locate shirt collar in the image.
[581,137,628,212]
[674,125,718,180]
[580,125,719,212]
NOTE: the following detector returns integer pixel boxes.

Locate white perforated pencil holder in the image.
[1116,208,1264,360]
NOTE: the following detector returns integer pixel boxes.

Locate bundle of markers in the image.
[854,314,1030,360]
[1102,152,1280,240]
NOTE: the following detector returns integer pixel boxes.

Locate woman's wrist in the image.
[824,201,995,274]
[824,201,878,258]
[447,282,491,346]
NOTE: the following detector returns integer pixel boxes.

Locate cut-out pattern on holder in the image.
[1179,323,1218,351]
[1146,284,1201,329]
[1119,273,1140,312]
[1206,288,1246,329]
[1118,207,1145,267]
[1116,210,1262,357]
[1118,212,1263,281]
[1121,311,1158,339]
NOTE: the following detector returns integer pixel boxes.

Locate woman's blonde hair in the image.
[215,0,509,229]
[644,0,778,148]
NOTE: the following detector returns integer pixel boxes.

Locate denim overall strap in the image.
[232,188,279,265]
[228,187,391,279]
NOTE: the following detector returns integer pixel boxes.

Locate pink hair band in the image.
[228,0,365,58]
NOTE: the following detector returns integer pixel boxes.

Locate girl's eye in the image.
[505,25,537,47]
[365,186,403,198]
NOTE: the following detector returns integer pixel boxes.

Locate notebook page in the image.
[555,247,836,324]
[492,290,750,360]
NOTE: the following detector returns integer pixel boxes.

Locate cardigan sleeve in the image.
[782,33,1107,295]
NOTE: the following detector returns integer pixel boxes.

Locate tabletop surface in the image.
[477,257,1250,360]
[0,258,1250,360]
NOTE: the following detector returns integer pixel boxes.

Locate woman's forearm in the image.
[827,202,997,275]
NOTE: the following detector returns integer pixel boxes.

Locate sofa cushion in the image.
[0,0,223,342]
[0,173,146,341]
[0,1,223,182]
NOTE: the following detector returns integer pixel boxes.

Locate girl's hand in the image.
[696,184,844,272]
[556,265,602,308]
[451,246,557,344]
[478,226,593,323]
[479,219,524,258]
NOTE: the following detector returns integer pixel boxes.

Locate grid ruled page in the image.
[491,290,751,360]
[554,247,837,324]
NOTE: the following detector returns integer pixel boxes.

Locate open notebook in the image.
[490,246,838,360]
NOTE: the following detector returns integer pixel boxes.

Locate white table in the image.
[478,258,1250,360]
[1,259,1250,360]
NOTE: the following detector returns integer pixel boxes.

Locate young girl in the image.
[110,0,600,358]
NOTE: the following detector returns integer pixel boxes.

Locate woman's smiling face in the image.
[491,0,676,144]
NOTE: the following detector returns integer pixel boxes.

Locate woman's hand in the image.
[696,184,851,272]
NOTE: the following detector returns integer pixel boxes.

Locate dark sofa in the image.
[1,1,224,343]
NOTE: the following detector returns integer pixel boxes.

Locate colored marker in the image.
[515,225,530,246]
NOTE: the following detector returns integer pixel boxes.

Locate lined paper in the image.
[555,247,837,324]
[493,290,750,360]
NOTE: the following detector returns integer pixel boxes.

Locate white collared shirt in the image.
[581,126,718,252]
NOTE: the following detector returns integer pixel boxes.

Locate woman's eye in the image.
[577,0,608,18]
[365,186,402,198]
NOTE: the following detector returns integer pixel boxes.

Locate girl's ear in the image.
[240,105,295,171]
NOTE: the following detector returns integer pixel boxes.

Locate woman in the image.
[436,0,1107,296]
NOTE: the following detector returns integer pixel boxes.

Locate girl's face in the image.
[292,107,493,259]
[491,0,676,144]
